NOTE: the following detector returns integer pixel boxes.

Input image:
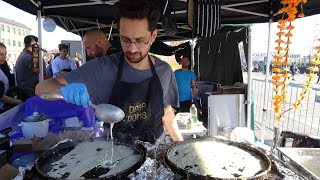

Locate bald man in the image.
[83,28,119,58]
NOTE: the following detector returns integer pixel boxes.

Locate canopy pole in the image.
[247,26,253,129]
[190,38,197,71]
[81,36,86,64]
[261,16,273,144]
[37,1,44,82]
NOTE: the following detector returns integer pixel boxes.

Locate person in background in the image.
[83,28,120,58]
[74,57,82,67]
[174,55,197,112]
[15,35,39,101]
[35,0,183,144]
[0,68,22,113]
[51,44,77,77]
[0,43,23,112]
[0,43,15,87]
[290,63,296,80]
[45,53,60,79]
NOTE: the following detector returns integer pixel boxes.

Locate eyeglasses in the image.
[120,34,152,48]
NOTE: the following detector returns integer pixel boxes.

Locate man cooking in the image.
[35,0,183,144]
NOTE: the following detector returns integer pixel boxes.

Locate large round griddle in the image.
[165,137,271,180]
[35,138,146,179]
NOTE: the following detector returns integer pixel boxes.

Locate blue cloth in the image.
[24,96,95,133]
[174,69,196,102]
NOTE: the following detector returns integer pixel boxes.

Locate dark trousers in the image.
[177,100,192,113]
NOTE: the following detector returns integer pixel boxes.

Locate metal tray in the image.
[277,147,320,180]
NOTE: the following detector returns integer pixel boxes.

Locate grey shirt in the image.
[15,50,39,95]
[65,52,179,108]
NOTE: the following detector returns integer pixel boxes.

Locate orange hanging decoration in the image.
[272,0,310,121]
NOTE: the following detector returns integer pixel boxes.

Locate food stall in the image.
[0,0,320,179]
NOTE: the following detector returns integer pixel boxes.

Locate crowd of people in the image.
[0,26,129,112]
[0,35,85,112]
[0,34,87,112]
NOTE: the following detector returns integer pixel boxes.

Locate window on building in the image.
[7,26,10,33]
[13,28,16,34]
[22,30,25,36]
[1,25,4,31]
[18,29,21,35]
[18,41,21,47]
[1,39,4,43]
[13,40,16,46]
[7,40,10,46]
[26,31,29,35]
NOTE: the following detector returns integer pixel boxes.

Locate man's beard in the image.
[124,51,148,64]
[181,64,189,69]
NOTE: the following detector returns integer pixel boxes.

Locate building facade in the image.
[252,52,302,63]
[0,17,31,63]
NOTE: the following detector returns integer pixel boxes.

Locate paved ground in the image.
[244,72,320,145]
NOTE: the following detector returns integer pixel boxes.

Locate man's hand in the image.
[60,83,90,108]
[162,106,184,141]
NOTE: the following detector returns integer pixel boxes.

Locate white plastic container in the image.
[18,112,50,139]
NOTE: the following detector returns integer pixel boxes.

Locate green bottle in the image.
[190,104,198,123]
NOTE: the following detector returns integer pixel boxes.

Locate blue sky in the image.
[0,0,319,55]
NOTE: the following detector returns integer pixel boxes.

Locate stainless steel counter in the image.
[277,147,320,180]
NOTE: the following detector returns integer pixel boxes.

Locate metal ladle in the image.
[39,93,125,124]
[40,93,124,168]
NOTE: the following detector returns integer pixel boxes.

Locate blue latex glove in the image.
[60,83,90,108]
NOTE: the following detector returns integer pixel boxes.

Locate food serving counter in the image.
[0,99,308,179]
[3,138,307,179]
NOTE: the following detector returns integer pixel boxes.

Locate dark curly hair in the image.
[58,43,69,51]
[0,42,6,49]
[24,35,38,48]
[114,0,161,32]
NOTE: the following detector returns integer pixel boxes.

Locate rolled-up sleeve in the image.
[64,56,118,104]
[159,63,179,108]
